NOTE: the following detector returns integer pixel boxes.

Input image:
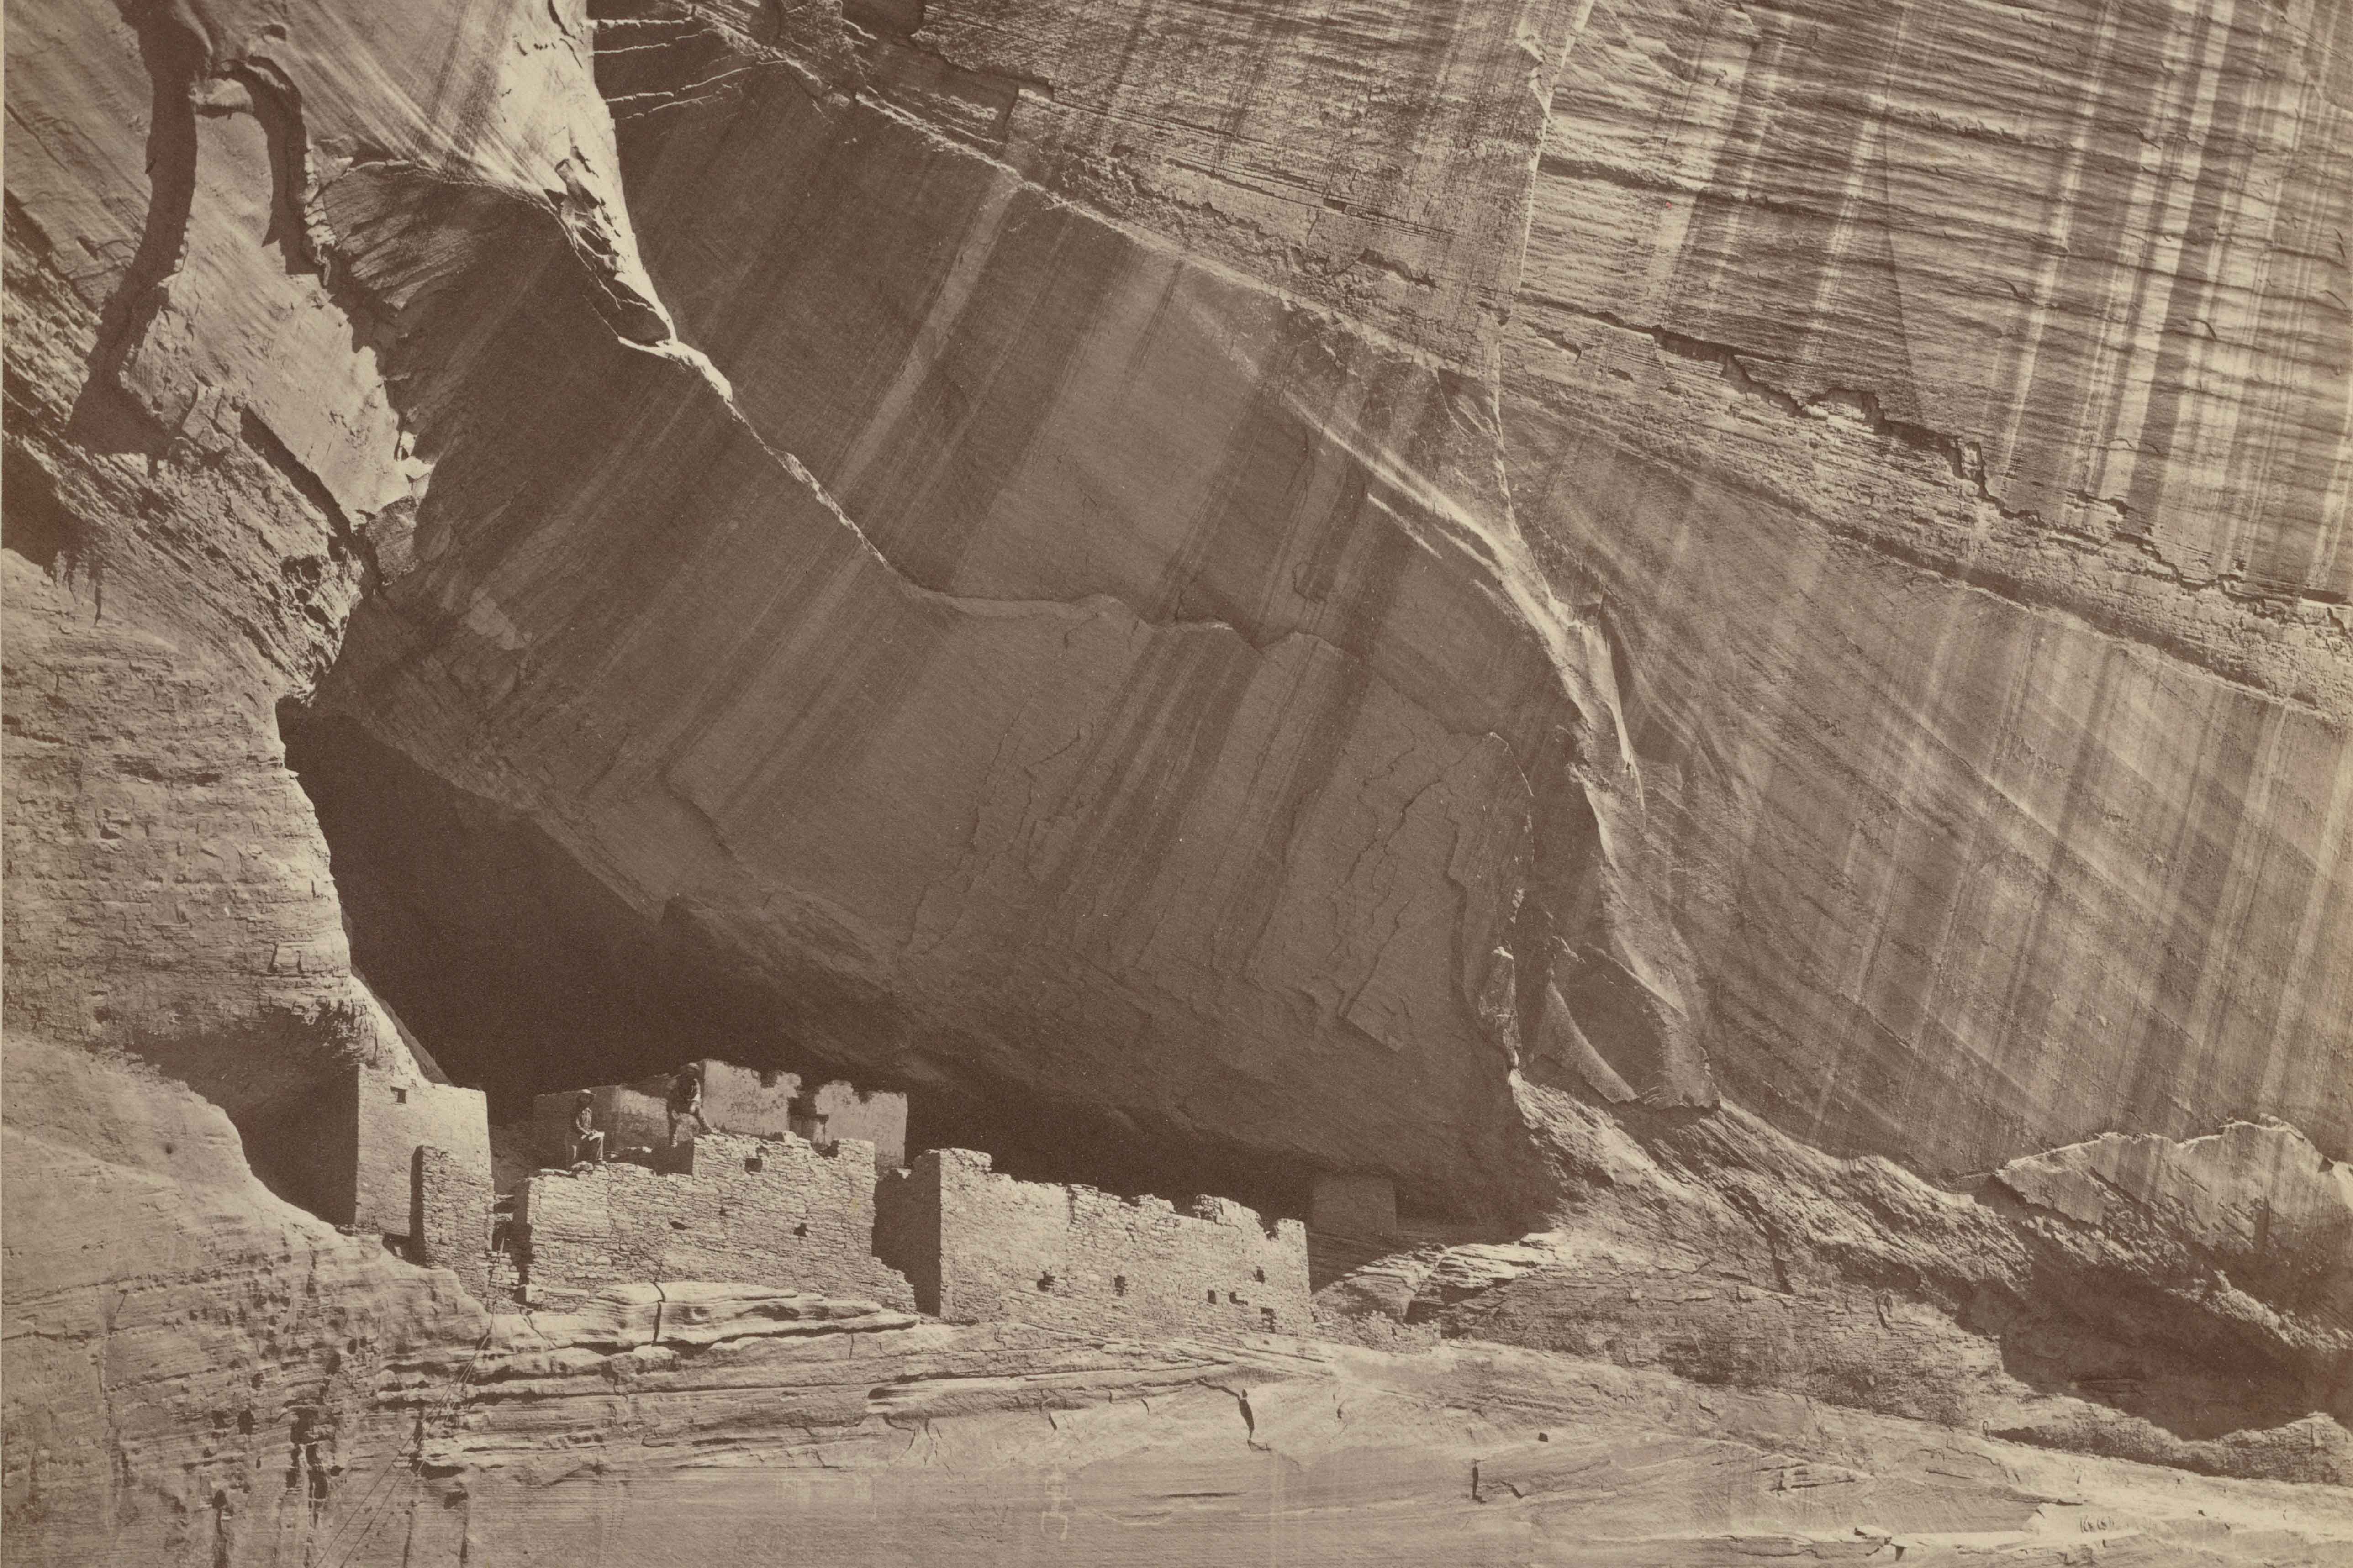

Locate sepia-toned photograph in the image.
[2,0,2348,1561]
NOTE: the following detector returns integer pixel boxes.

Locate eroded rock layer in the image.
[4,0,2350,1557]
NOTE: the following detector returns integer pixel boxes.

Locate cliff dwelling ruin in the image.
[247,1037,1366,1346]
[5,0,2350,1560]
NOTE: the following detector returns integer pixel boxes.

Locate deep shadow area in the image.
[1,443,72,568]
[280,701,1326,1221]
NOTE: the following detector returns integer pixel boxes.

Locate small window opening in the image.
[744,1153,764,1173]
[1229,1292,1245,1305]
[1253,1268,1265,1283]
[1113,1274,1127,1296]
[792,1222,808,1237]
[1036,1272,1055,1292]
[392,1088,407,1105]
[1261,1307,1277,1328]
[1206,1289,1217,1304]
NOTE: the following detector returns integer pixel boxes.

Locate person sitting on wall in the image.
[568,1093,605,1169]
[666,1066,707,1147]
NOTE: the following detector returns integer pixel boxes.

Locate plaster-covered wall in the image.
[352,1068,488,1238]
[532,1084,670,1165]
[695,1060,798,1137]
[801,1081,908,1171]
[531,1064,908,1169]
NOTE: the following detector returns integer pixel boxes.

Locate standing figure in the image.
[666,1066,707,1147]
[567,1093,604,1168]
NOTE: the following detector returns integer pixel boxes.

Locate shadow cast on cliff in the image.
[279,700,1352,1223]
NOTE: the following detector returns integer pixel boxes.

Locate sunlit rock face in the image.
[4,0,2351,1557]
[1500,0,2351,1171]
[0,0,654,1122]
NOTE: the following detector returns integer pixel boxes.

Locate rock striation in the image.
[1504,0,2352,1170]
[3,0,2349,1558]
[272,0,2348,1206]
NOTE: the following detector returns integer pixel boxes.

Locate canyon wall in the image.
[277,0,2349,1205]
[1505,0,2353,1171]
[5,0,2350,1559]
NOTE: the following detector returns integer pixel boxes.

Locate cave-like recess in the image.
[282,700,1363,1225]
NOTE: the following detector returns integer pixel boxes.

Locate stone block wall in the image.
[412,1144,493,1302]
[875,1150,1309,1337]
[517,1133,913,1307]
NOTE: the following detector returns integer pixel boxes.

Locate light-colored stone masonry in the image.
[413,1144,492,1302]
[532,1063,907,1171]
[875,1149,1310,1337]
[797,1079,907,1172]
[518,1132,914,1308]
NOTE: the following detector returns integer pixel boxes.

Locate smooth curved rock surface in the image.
[4,0,2350,1558]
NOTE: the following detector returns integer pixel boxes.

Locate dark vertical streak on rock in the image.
[66,3,206,449]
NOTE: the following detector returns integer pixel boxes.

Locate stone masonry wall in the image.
[412,1145,493,1303]
[352,1064,490,1239]
[518,1133,913,1307]
[875,1150,1309,1337]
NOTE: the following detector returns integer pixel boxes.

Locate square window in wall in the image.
[393,1088,407,1105]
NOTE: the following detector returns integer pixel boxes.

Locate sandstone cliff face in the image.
[2,0,654,1126]
[295,0,1697,1204]
[2,1037,482,1565]
[5,0,2351,1558]
[274,0,2349,1201]
[1506,0,2353,1171]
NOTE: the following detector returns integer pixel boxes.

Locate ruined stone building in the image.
[258,1045,494,1302]
[502,1063,1312,1341]
[875,1149,1312,1337]
[263,1045,1331,1341]
[516,1132,914,1308]
[530,1061,907,1171]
